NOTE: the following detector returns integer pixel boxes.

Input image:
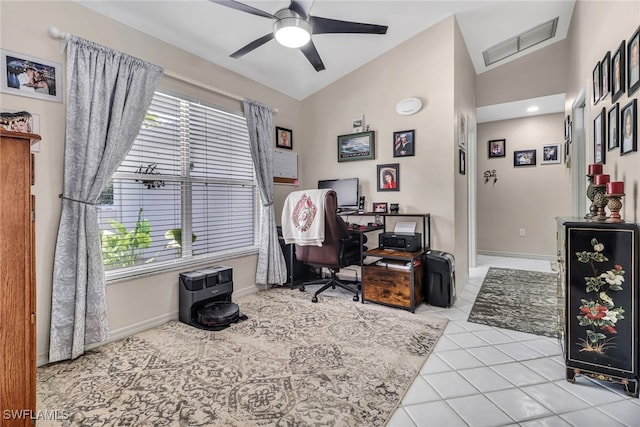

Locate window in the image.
[98,92,257,276]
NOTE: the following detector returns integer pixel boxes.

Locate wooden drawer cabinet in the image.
[1,129,40,426]
[362,248,425,312]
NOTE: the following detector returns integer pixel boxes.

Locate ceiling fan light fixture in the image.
[274,17,311,48]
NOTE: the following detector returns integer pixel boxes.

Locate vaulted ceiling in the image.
[75,0,576,104]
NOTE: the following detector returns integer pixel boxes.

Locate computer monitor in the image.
[317,178,359,210]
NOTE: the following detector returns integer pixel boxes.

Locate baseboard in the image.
[477,250,555,261]
[37,286,264,367]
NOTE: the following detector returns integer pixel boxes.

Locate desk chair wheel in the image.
[312,296,318,303]
[352,294,359,302]
[299,285,305,292]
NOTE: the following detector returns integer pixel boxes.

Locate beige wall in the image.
[453,18,476,286]
[476,40,569,107]
[477,113,571,257]
[0,0,301,362]
[566,0,640,224]
[297,17,468,285]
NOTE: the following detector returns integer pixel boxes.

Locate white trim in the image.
[571,82,588,217]
[477,250,555,261]
[467,118,478,268]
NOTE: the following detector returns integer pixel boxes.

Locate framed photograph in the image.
[457,112,466,149]
[612,40,626,103]
[621,98,637,156]
[372,202,388,213]
[377,163,399,192]
[275,126,292,149]
[601,51,611,99]
[513,149,536,167]
[488,139,506,158]
[593,108,606,164]
[628,25,640,96]
[564,115,571,142]
[608,103,619,150]
[0,49,62,103]
[592,61,601,104]
[541,143,561,164]
[393,129,415,157]
[337,130,375,162]
[459,149,466,175]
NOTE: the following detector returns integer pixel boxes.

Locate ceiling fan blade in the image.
[230,33,274,58]
[310,16,388,35]
[300,40,325,72]
[208,0,275,19]
[288,0,308,19]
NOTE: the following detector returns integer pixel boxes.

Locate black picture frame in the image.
[488,139,506,158]
[612,40,626,103]
[275,126,292,149]
[513,149,536,167]
[564,115,572,142]
[337,130,375,162]
[621,98,637,156]
[459,149,466,175]
[627,25,640,96]
[608,103,620,151]
[372,202,388,213]
[541,143,561,164]
[392,129,415,157]
[377,163,399,192]
[601,51,611,100]
[593,108,606,164]
[593,61,601,104]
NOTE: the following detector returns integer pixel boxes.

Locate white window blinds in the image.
[98,92,257,272]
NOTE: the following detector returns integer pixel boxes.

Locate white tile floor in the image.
[319,255,640,426]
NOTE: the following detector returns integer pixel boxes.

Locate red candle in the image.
[594,174,610,185]
[606,181,624,194]
[588,164,603,175]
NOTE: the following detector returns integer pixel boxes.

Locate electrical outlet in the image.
[519,228,526,237]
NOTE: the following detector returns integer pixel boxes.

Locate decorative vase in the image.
[605,194,625,223]
[593,186,608,221]
[585,175,597,219]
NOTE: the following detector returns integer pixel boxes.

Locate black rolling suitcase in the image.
[424,250,456,307]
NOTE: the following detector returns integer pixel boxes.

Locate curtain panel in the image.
[49,36,163,362]
[243,99,287,285]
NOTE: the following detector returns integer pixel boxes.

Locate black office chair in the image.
[294,190,362,303]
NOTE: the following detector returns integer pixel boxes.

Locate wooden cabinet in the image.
[556,217,639,397]
[1,129,40,425]
[362,248,425,312]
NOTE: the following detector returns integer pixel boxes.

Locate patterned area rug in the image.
[468,267,559,338]
[37,288,447,426]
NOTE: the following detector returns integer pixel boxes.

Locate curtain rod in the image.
[48,26,278,113]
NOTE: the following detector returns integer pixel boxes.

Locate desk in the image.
[340,212,431,250]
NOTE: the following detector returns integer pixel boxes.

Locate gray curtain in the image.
[49,36,163,362]
[243,99,287,285]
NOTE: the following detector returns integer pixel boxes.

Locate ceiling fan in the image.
[209,0,388,72]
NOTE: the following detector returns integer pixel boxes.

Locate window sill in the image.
[105,246,259,284]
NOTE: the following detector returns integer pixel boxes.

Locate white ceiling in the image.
[74,0,575,115]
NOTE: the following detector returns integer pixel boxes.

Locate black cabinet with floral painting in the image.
[557,218,639,397]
